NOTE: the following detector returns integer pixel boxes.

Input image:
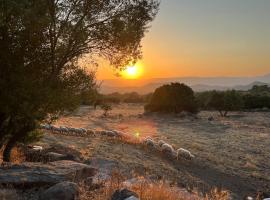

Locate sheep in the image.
[176,148,195,160]
[60,126,69,133]
[158,140,166,148]
[160,143,174,154]
[69,127,77,133]
[143,137,155,148]
[51,126,60,133]
[74,128,84,135]
[80,128,87,133]
[44,124,52,130]
[106,131,117,137]
[87,129,95,135]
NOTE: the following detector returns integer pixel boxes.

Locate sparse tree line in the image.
[196,84,270,116]
[92,83,270,117]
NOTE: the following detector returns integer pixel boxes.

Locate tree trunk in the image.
[2,136,17,162]
[2,123,34,162]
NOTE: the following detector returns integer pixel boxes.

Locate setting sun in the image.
[122,64,143,79]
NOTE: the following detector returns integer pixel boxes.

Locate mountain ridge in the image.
[99,74,270,94]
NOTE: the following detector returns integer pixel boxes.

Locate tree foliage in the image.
[0,0,159,161]
[144,83,198,113]
[207,90,243,116]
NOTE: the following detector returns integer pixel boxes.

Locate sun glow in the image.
[122,64,143,79]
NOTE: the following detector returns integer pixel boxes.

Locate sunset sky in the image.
[97,0,270,80]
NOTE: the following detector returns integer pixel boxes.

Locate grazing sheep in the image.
[160,143,174,154]
[44,124,52,130]
[158,140,166,148]
[74,128,84,135]
[143,137,155,148]
[69,127,77,133]
[87,129,95,135]
[60,126,68,133]
[176,148,195,160]
[100,130,107,135]
[80,128,87,133]
[106,131,117,137]
[51,126,60,133]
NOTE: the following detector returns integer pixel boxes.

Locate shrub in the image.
[100,104,112,116]
[208,90,243,116]
[144,83,198,113]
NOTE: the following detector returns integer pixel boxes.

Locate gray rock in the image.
[40,181,79,200]
[111,188,139,200]
[45,152,78,162]
[125,196,139,200]
[0,160,96,188]
[46,152,67,161]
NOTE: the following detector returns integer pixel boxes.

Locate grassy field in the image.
[38,104,270,199]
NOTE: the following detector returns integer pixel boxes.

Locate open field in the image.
[38,104,270,199]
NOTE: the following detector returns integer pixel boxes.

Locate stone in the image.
[40,181,79,200]
[125,196,139,200]
[45,152,77,162]
[111,188,139,200]
[0,160,96,188]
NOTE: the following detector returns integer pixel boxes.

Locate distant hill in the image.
[100,74,270,94]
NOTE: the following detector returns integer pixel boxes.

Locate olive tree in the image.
[208,90,243,117]
[144,83,198,113]
[0,0,159,161]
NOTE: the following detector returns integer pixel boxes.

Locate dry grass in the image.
[79,171,230,200]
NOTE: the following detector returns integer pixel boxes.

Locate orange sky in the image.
[95,1,270,81]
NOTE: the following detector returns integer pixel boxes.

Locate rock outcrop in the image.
[0,160,96,188]
[40,181,79,200]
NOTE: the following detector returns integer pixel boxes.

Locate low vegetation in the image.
[79,172,229,200]
[196,84,270,116]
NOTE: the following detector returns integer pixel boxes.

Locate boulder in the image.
[0,160,96,188]
[45,152,77,162]
[111,188,139,200]
[40,181,79,200]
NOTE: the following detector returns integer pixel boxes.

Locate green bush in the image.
[144,83,198,113]
[208,90,243,116]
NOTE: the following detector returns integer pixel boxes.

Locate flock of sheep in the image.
[143,137,195,160]
[40,124,123,138]
[40,124,195,161]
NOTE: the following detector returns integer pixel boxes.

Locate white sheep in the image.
[80,128,87,133]
[44,124,52,130]
[105,131,117,137]
[87,129,95,135]
[51,126,60,133]
[60,126,68,133]
[158,140,166,148]
[160,143,174,154]
[143,137,155,147]
[176,148,195,160]
[69,127,77,133]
